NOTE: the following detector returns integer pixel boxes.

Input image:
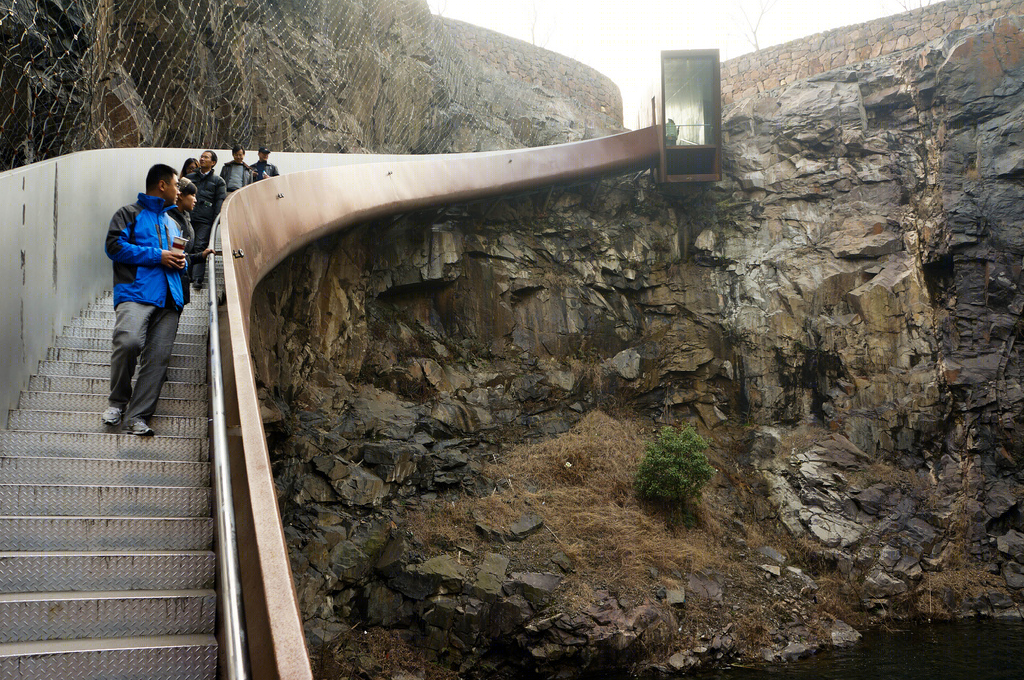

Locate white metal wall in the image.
[0,147,415,428]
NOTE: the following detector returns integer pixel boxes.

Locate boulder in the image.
[608,348,641,380]
[508,572,562,607]
[688,571,723,602]
[829,620,862,647]
[758,546,787,563]
[508,512,545,540]
[862,569,908,598]
[665,589,686,606]
[390,555,468,600]
[329,464,386,508]
[781,642,815,661]
[1004,562,1024,590]
[997,530,1024,562]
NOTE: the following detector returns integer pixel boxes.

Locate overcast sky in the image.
[428,0,931,126]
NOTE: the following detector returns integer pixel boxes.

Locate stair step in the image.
[0,634,217,680]
[93,292,211,307]
[0,550,216,593]
[68,318,208,335]
[61,325,207,344]
[0,589,216,643]
[8,411,206,438]
[79,309,209,323]
[19,392,205,418]
[0,431,207,462]
[28,376,206,401]
[36,362,205,383]
[0,484,210,517]
[0,517,213,551]
[54,335,207,356]
[46,348,206,370]
[0,456,210,487]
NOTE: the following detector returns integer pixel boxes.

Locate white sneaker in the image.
[101,407,123,426]
[125,419,154,436]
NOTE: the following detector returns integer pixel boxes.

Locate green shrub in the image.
[634,425,715,513]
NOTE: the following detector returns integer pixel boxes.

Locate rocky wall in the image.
[245,10,1024,679]
[0,0,623,170]
[722,0,1021,104]
[442,17,623,127]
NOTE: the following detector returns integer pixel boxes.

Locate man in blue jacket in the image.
[101,164,186,436]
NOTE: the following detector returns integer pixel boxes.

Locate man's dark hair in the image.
[145,164,177,191]
[231,144,244,154]
[204,150,218,164]
[179,182,197,196]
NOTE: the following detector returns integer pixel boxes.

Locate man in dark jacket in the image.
[102,164,185,436]
[252,146,280,180]
[186,149,226,289]
[221,144,254,193]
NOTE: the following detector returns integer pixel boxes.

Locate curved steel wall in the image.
[217,126,659,679]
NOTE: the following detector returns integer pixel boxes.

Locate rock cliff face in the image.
[717,13,1024,576]
[251,13,1024,679]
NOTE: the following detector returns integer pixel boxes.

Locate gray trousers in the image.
[109,301,180,423]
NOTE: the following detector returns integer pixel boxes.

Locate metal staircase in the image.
[0,290,218,678]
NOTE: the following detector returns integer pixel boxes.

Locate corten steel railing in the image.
[215,127,661,679]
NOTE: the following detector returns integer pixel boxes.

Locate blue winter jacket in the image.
[105,193,184,310]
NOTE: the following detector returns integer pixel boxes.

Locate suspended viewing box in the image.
[657,50,721,183]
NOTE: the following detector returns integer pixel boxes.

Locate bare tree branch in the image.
[893,0,939,11]
[733,0,781,52]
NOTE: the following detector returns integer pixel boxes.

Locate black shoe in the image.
[192,280,204,290]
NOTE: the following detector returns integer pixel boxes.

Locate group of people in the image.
[101,146,281,435]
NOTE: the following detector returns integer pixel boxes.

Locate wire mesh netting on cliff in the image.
[0,0,622,172]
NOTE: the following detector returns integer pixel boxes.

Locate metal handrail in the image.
[205,219,250,680]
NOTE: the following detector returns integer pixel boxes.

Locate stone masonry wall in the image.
[442,18,624,126]
[722,0,1021,103]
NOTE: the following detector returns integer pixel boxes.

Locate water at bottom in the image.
[687,621,1023,680]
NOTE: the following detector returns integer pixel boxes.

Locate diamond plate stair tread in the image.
[27,376,206,401]
[0,551,215,592]
[0,457,210,487]
[0,431,207,462]
[36,362,204,383]
[0,517,213,551]
[61,325,206,344]
[54,335,207,356]
[19,392,205,417]
[46,348,206,370]
[19,392,205,418]
[80,308,208,320]
[0,589,216,643]
[8,411,206,437]
[0,635,217,680]
[68,318,208,335]
[0,484,211,517]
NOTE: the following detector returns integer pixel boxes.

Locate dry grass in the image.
[776,422,830,456]
[848,461,926,493]
[911,568,999,620]
[407,411,735,605]
[315,627,457,680]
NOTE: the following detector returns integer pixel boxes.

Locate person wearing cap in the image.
[252,146,280,181]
